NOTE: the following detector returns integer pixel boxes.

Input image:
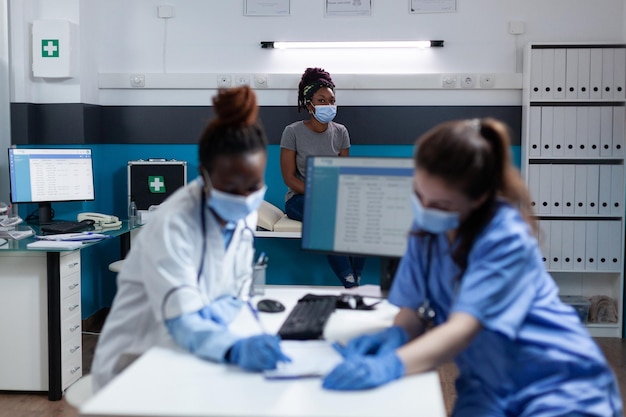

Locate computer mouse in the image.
[257,299,285,313]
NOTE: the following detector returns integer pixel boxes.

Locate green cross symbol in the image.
[149,176,166,193]
[42,39,59,57]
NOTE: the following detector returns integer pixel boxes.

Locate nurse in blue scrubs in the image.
[323,118,622,417]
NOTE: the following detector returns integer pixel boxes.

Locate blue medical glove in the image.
[336,325,409,357]
[199,295,243,326]
[322,351,405,390]
[227,335,291,371]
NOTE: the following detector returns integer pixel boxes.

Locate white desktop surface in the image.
[80,286,446,417]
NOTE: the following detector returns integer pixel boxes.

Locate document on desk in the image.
[35,232,111,241]
[263,340,343,380]
[27,240,83,250]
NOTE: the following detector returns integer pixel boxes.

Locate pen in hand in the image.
[246,300,269,334]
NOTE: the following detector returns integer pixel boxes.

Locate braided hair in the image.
[297,67,335,112]
[199,86,268,173]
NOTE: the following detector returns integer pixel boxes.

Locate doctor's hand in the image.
[227,335,291,371]
[334,325,409,358]
[200,296,243,326]
[322,351,405,391]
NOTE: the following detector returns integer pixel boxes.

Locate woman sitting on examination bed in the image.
[91,86,289,392]
[323,118,622,417]
[280,67,365,288]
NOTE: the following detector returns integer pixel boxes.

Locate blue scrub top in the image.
[389,200,621,414]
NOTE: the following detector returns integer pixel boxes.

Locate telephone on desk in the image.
[77,212,122,230]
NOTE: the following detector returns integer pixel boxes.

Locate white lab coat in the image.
[91,178,256,392]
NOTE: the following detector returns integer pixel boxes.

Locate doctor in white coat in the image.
[92,86,290,392]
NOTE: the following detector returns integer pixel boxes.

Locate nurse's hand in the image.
[334,325,409,358]
[322,351,405,390]
[228,335,291,371]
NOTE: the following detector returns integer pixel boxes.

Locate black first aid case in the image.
[128,159,187,210]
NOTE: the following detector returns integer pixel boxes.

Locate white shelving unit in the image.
[522,42,626,337]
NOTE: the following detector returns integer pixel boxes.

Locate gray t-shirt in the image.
[280,120,350,201]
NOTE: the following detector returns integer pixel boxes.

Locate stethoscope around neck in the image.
[417,233,437,322]
[160,187,255,322]
[198,187,255,283]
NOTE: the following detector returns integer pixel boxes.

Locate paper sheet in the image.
[263,340,343,379]
[27,240,83,250]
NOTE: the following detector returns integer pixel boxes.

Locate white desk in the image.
[80,286,446,417]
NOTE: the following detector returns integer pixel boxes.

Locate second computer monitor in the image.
[302,156,415,258]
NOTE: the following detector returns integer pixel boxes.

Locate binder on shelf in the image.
[550,164,564,214]
[614,48,626,100]
[587,106,601,156]
[602,48,616,100]
[577,48,591,100]
[564,107,577,157]
[565,48,579,100]
[552,107,565,156]
[562,164,576,214]
[530,48,543,101]
[538,220,550,266]
[576,107,589,157]
[589,48,603,100]
[561,220,575,269]
[597,221,612,271]
[538,164,552,214]
[610,164,624,216]
[573,221,586,269]
[607,220,623,271]
[549,220,563,270]
[585,164,599,215]
[598,165,612,215]
[553,48,566,100]
[540,107,554,156]
[574,165,588,215]
[613,107,625,157]
[529,107,542,156]
[528,165,539,210]
[541,49,555,100]
[584,221,598,271]
[600,107,614,157]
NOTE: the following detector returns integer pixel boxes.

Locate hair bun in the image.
[211,86,258,128]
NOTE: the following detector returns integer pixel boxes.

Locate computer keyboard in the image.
[277,294,337,340]
[40,220,94,235]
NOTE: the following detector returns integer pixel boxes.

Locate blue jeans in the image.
[286,194,366,288]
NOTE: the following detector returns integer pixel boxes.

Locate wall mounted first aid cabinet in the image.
[522,42,626,337]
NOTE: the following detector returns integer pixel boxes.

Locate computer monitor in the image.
[302,156,415,289]
[8,148,95,224]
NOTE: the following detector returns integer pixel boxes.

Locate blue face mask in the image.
[209,185,267,223]
[410,193,460,234]
[311,104,337,124]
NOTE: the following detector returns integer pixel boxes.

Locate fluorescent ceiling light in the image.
[261,40,444,49]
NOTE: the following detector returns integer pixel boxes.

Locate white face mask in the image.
[209,185,267,223]
[410,193,460,234]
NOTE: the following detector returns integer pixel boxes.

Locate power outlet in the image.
[130,74,145,88]
[480,74,496,88]
[234,74,251,86]
[461,74,476,89]
[441,75,457,89]
[254,74,268,89]
[217,74,232,88]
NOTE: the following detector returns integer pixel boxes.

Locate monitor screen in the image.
[8,148,95,223]
[302,156,415,259]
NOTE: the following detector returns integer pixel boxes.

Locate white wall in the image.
[7,0,626,107]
